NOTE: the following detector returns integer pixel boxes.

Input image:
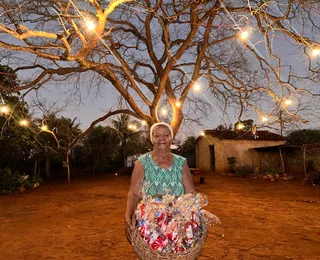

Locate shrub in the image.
[0,167,42,195]
[234,164,255,177]
[227,157,237,172]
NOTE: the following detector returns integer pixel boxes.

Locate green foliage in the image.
[0,65,37,173]
[178,136,196,154]
[0,167,42,195]
[287,129,320,145]
[234,164,255,177]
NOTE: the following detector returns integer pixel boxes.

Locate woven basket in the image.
[130,215,207,260]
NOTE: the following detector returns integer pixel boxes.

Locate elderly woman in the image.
[125,122,196,229]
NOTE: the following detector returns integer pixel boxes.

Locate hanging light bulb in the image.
[41,125,48,131]
[20,119,29,126]
[141,120,147,126]
[193,83,201,92]
[236,123,244,130]
[86,20,96,31]
[0,105,9,114]
[284,99,292,106]
[312,48,320,57]
[161,108,168,116]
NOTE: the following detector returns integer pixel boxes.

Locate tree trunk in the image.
[66,151,70,186]
[45,156,51,180]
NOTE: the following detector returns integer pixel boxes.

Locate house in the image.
[196,130,286,172]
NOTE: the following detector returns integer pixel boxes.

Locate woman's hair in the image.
[150,122,173,143]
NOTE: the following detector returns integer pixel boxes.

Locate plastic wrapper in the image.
[134,181,221,253]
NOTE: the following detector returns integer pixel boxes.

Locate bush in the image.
[0,167,42,195]
[234,164,255,177]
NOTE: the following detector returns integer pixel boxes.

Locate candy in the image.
[134,182,221,254]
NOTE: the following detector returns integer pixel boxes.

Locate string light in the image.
[161,108,168,116]
[86,20,96,31]
[40,125,48,131]
[200,131,205,136]
[239,30,249,40]
[0,105,9,114]
[176,101,181,107]
[19,119,29,126]
[284,99,292,106]
[236,123,244,130]
[193,83,201,92]
[312,48,320,57]
[261,116,268,123]
[141,120,147,126]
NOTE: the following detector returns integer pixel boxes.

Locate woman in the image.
[125,122,196,241]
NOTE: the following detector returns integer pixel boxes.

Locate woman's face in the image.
[152,126,172,151]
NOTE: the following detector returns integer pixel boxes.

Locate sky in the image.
[4,1,320,141]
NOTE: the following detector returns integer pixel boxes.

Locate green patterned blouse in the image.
[139,152,186,196]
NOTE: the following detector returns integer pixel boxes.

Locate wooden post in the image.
[279,147,285,174]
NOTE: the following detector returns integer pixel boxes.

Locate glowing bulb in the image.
[20,119,29,126]
[1,106,9,114]
[200,131,205,136]
[128,124,133,130]
[239,31,249,40]
[237,123,244,130]
[312,48,320,57]
[86,20,96,31]
[41,125,48,131]
[161,108,168,116]
[284,99,292,106]
[176,101,181,107]
[141,120,147,126]
[193,83,201,92]
[261,116,268,123]
[132,125,137,131]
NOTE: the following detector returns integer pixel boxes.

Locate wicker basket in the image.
[130,215,207,260]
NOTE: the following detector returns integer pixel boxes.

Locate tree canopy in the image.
[0,0,319,135]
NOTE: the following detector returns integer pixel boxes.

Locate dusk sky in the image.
[2,1,319,140]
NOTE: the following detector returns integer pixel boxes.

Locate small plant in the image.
[234,164,255,177]
[0,167,42,195]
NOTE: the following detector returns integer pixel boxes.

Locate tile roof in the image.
[200,130,285,141]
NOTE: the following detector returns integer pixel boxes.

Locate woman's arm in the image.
[182,160,196,193]
[125,160,144,224]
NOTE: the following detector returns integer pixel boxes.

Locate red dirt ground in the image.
[0,173,319,260]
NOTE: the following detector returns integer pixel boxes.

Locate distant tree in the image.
[177,136,196,167]
[234,119,254,132]
[0,65,36,173]
[215,124,232,131]
[83,125,122,176]
[287,129,320,145]
[111,114,150,166]
[36,114,82,180]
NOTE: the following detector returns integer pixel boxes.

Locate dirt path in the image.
[0,174,319,260]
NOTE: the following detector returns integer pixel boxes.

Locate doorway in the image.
[209,145,215,171]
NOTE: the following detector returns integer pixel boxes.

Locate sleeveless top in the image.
[139,152,185,197]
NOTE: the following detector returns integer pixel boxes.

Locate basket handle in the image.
[125,214,135,244]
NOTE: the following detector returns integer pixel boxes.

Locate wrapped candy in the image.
[134,181,221,254]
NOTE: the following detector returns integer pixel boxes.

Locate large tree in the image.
[0,0,319,137]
